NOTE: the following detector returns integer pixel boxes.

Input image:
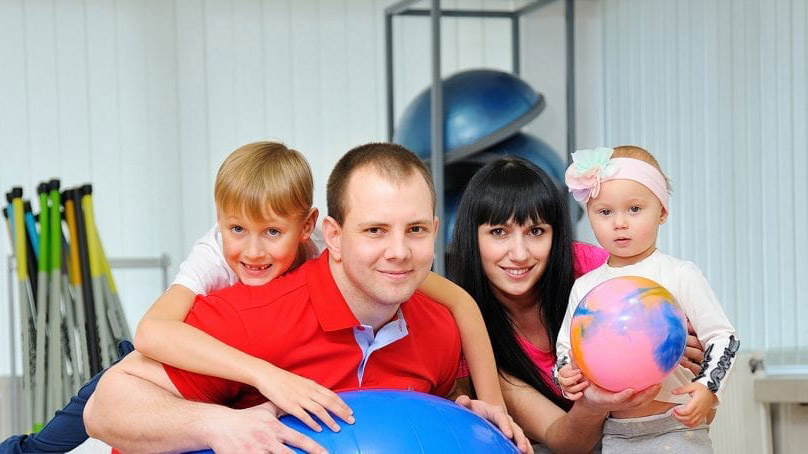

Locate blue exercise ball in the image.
[449,133,583,223]
[443,189,463,246]
[285,390,519,454]
[467,132,566,185]
[394,69,545,162]
[183,390,519,454]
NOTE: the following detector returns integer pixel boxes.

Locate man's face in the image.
[326,166,437,316]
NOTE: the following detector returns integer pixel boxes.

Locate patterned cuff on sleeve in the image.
[692,335,741,402]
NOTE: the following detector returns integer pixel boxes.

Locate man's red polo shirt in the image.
[163,251,461,408]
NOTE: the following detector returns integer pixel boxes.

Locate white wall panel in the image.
[0,0,29,380]
[54,0,92,182]
[262,0,295,143]
[176,0,214,250]
[596,0,808,353]
[793,0,808,350]
[233,0,266,142]
[24,1,60,177]
[521,0,566,154]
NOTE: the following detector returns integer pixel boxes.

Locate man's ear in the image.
[433,216,440,239]
[322,215,342,262]
[299,208,319,242]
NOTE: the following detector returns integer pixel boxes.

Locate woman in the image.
[448,157,704,452]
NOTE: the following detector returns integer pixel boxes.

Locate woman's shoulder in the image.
[571,241,609,278]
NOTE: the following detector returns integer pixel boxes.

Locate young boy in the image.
[1,142,503,453]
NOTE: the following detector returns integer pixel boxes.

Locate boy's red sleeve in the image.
[162,293,250,404]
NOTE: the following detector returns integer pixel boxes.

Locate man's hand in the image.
[254,364,355,432]
[454,395,533,454]
[578,382,662,413]
[671,382,717,428]
[206,402,327,454]
[679,320,705,375]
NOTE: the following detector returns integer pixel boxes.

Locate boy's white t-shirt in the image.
[555,249,739,404]
[171,223,325,296]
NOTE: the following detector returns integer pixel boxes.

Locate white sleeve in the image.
[300,225,325,260]
[678,262,740,402]
[554,283,581,385]
[171,224,236,296]
[309,226,325,255]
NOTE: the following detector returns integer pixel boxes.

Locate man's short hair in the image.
[327,143,435,225]
[215,141,313,221]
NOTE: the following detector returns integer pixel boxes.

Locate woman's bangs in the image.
[474,172,548,227]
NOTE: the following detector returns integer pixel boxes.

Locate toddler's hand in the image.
[558,362,589,400]
[255,364,355,432]
[671,382,717,428]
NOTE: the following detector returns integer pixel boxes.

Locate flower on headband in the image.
[564,147,617,203]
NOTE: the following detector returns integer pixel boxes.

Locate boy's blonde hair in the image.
[612,145,671,191]
[214,142,313,221]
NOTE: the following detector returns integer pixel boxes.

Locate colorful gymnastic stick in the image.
[10,187,36,431]
[32,183,50,431]
[46,180,64,418]
[81,184,115,367]
[71,188,101,375]
[22,200,38,305]
[83,184,131,344]
[56,192,81,396]
[73,189,102,376]
[63,189,90,383]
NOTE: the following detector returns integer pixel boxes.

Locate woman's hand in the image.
[578,382,662,413]
[680,320,705,375]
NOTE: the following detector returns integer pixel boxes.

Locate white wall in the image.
[593,0,808,353]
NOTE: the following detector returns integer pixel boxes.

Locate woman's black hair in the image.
[448,157,575,410]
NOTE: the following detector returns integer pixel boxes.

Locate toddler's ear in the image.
[659,207,668,225]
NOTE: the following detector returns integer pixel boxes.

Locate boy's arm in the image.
[84,352,324,454]
[134,285,262,390]
[418,272,506,409]
[134,285,352,431]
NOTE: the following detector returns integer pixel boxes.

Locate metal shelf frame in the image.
[384,0,576,275]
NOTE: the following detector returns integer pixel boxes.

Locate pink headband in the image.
[564,147,669,213]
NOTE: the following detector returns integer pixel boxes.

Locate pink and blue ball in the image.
[570,276,687,392]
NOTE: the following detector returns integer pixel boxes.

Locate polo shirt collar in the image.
[308,250,361,332]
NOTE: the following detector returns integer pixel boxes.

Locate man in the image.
[84,143,531,454]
